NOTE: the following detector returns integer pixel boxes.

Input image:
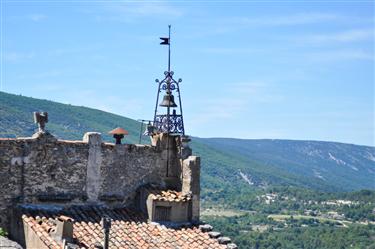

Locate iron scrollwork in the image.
[161,82,177,91]
[156,71,181,92]
[155,114,184,134]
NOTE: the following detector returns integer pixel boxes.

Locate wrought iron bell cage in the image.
[153,70,185,135]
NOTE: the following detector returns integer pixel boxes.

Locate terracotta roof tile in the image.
[20,205,227,249]
[146,189,192,202]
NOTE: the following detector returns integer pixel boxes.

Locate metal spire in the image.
[153,25,185,136]
[168,25,171,72]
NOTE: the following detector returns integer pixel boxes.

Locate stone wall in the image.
[0,132,89,230]
[0,131,200,231]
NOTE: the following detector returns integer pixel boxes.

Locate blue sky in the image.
[1,0,374,146]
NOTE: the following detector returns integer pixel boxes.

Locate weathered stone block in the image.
[227,243,238,249]
[84,132,102,202]
[208,231,221,239]
[218,237,231,244]
[199,224,213,232]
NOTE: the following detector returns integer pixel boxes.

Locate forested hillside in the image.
[1,91,374,193]
[1,91,375,248]
[194,137,375,192]
[0,91,141,142]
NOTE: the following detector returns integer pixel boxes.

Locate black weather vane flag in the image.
[160,37,170,45]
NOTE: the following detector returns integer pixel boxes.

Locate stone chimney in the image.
[182,156,200,223]
[52,215,74,243]
[83,132,102,202]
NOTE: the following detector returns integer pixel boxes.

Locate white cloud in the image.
[92,1,183,23]
[230,81,268,94]
[14,70,64,81]
[201,47,263,55]
[224,12,339,27]
[300,28,374,44]
[4,51,35,62]
[306,49,374,61]
[8,14,47,22]
[47,44,102,57]
[28,14,47,22]
[230,81,285,103]
[186,80,283,128]
[119,2,182,17]
[185,12,345,39]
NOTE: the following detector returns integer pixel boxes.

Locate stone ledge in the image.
[199,224,213,232]
[218,236,231,245]
[208,231,221,239]
[227,243,238,249]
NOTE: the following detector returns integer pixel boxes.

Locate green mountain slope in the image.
[1,91,374,193]
[195,138,375,192]
[0,91,141,143]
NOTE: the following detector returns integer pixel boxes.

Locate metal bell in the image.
[159,92,177,107]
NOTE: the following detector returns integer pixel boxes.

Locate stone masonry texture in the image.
[0,131,200,232]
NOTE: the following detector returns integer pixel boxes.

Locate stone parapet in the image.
[0,132,172,231]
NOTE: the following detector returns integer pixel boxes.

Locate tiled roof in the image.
[146,189,192,202]
[20,205,230,249]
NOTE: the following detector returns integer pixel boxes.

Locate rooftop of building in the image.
[20,204,236,249]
